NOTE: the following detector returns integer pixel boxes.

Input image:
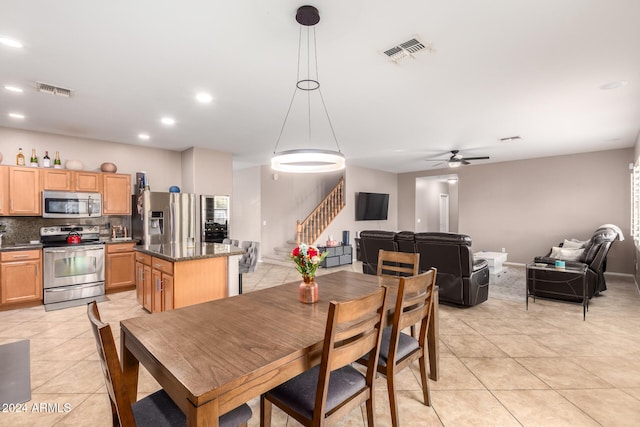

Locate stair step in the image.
[262,253,294,268]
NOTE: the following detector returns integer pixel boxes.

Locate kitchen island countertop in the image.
[134,242,245,262]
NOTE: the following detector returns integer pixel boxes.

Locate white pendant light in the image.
[271,5,345,174]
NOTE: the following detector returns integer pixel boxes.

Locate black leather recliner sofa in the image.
[528,226,620,302]
[359,230,490,307]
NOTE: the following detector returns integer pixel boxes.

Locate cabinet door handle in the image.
[11,255,29,259]
[36,265,38,276]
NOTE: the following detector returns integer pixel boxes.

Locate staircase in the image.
[262,177,345,267]
[296,177,345,245]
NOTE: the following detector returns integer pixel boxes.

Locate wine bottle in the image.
[54,151,62,169]
[30,149,38,167]
[16,148,25,166]
[43,151,51,168]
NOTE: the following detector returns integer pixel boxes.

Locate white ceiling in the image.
[1,1,639,173]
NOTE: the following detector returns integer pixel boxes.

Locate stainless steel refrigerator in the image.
[132,192,199,245]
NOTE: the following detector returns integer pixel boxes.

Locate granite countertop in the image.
[0,242,44,252]
[134,242,245,262]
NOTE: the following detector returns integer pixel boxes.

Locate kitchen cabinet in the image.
[135,252,152,310]
[0,166,8,215]
[103,173,131,215]
[0,249,43,305]
[8,167,40,215]
[41,169,102,192]
[74,171,102,192]
[151,257,174,313]
[106,242,136,292]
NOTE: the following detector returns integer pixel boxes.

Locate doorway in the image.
[415,174,458,233]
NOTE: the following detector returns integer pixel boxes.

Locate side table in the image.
[526,262,589,320]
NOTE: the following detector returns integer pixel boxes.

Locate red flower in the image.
[307,248,318,258]
[292,247,300,257]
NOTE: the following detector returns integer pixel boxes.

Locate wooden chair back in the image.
[390,269,437,363]
[87,301,136,427]
[377,249,420,277]
[314,286,388,425]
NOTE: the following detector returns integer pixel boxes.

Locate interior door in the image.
[439,194,449,232]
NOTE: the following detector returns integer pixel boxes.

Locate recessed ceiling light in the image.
[9,112,25,119]
[161,117,175,126]
[599,81,628,90]
[195,93,213,103]
[138,133,150,140]
[4,85,23,93]
[0,36,23,48]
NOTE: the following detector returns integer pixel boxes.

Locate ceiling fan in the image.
[427,150,490,168]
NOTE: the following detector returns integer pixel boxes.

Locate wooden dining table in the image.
[120,270,439,427]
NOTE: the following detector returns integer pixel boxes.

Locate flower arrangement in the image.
[290,243,328,282]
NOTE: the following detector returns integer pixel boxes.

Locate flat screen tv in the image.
[355,192,389,221]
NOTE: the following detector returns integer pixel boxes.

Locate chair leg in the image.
[238,273,243,294]
[260,395,272,427]
[418,354,431,406]
[387,372,400,427]
[365,394,376,427]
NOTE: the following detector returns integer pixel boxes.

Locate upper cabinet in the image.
[75,171,102,192]
[8,167,40,215]
[41,169,102,192]
[103,173,131,215]
[0,165,130,217]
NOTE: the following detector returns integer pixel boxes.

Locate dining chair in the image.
[87,301,252,427]
[376,249,420,277]
[377,249,420,337]
[260,286,389,427]
[360,269,437,427]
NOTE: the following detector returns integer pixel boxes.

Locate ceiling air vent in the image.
[382,36,434,62]
[499,136,522,142]
[36,82,72,97]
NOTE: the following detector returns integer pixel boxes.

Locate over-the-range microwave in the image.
[42,191,102,218]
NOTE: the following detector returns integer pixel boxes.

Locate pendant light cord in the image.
[273,24,341,154]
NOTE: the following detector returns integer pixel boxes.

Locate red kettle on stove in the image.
[66,231,82,244]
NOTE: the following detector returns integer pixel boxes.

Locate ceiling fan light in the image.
[448,160,461,168]
[271,149,345,173]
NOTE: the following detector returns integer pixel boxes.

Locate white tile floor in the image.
[1,261,640,426]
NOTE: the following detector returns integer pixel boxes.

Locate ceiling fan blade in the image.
[463,156,490,161]
[431,161,445,167]
[461,159,471,165]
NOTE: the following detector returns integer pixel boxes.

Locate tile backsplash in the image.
[0,216,131,246]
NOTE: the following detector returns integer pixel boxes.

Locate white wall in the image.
[0,127,182,192]
[232,166,262,246]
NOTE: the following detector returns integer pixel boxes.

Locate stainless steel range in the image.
[40,225,105,305]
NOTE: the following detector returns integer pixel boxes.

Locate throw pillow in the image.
[550,246,585,261]
[563,239,586,249]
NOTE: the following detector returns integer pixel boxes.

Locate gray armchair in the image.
[238,241,259,294]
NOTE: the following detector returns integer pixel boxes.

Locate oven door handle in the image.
[45,246,104,253]
[45,282,103,292]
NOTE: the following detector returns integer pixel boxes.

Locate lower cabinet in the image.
[0,249,43,305]
[151,257,174,313]
[106,242,136,292]
[135,252,152,311]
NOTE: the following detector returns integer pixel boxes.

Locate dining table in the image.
[120,270,439,427]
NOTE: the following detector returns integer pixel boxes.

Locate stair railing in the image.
[296,177,345,246]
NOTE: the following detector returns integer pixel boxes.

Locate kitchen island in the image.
[134,242,244,313]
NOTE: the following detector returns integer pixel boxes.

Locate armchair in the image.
[528,226,620,302]
[414,232,489,306]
